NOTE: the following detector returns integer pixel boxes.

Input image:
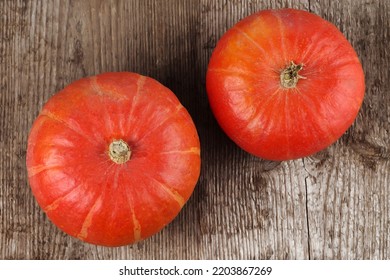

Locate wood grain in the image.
[0,0,389,259]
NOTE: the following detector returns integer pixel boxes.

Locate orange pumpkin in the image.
[26,72,201,246]
[206,9,365,160]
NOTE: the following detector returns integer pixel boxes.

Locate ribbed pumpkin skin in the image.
[26,72,201,246]
[206,9,365,161]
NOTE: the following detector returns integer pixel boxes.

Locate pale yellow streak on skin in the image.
[233,26,270,59]
[131,208,142,242]
[152,178,185,208]
[43,195,67,213]
[90,76,128,100]
[43,185,82,213]
[136,104,184,143]
[175,103,184,112]
[159,147,200,156]
[77,195,103,240]
[44,198,61,212]
[27,164,61,177]
[123,181,142,242]
[125,75,147,134]
[128,76,147,121]
[208,68,277,80]
[272,10,288,64]
[41,110,97,145]
[245,87,281,132]
[291,87,336,143]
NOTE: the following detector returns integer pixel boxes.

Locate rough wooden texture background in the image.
[1,0,389,260]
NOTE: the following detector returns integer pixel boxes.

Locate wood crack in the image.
[304,175,311,260]
[302,159,311,260]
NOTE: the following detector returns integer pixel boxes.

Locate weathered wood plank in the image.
[0,0,389,260]
[307,0,390,259]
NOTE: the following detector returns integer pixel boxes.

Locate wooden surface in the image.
[1,0,389,260]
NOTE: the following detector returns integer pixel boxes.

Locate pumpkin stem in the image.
[280,61,306,88]
[109,139,131,164]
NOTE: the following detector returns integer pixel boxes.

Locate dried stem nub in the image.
[109,139,131,164]
[280,61,306,88]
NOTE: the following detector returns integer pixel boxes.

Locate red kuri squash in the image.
[206,9,365,160]
[26,72,201,246]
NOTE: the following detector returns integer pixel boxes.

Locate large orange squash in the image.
[26,72,201,246]
[206,9,365,160]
